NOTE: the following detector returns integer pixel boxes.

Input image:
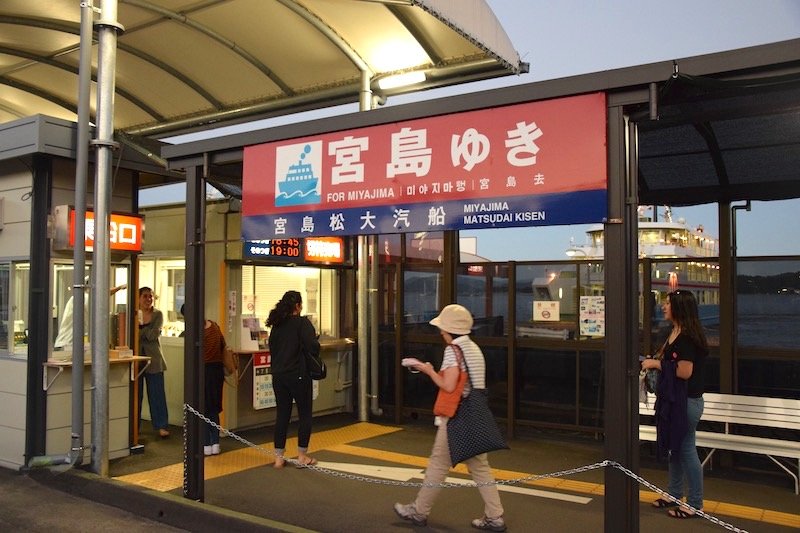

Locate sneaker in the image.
[471,515,506,532]
[211,444,220,455]
[393,502,427,526]
[203,446,212,456]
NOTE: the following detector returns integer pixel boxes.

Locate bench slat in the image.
[638,428,800,458]
[638,392,800,493]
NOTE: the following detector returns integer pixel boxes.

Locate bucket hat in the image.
[429,304,473,335]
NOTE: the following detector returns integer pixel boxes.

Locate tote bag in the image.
[446,346,508,466]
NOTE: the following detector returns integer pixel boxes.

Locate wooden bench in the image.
[639,392,800,494]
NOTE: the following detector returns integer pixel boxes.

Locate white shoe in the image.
[203,445,212,456]
[211,444,220,455]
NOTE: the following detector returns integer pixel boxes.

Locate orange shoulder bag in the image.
[432,344,468,417]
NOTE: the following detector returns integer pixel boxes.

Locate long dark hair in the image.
[668,290,708,353]
[266,290,302,328]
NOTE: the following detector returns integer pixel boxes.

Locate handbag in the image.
[223,346,238,377]
[446,347,508,466]
[304,349,327,380]
[297,316,326,380]
[432,344,468,417]
[215,322,238,377]
[643,340,667,394]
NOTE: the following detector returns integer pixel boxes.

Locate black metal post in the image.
[603,104,640,532]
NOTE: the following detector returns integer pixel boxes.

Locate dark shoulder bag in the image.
[446,345,508,466]
[299,317,326,380]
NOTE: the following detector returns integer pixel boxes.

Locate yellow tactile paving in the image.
[763,510,800,529]
[115,423,800,530]
[114,422,401,491]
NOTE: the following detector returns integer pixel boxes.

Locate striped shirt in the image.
[440,335,486,395]
[203,321,225,363]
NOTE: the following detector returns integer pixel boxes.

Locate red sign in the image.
[241,93,607,239]
[69,209,144,252]
[253,351,271,367]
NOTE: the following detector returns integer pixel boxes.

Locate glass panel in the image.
[405,231,443,265]
[515,264,577,339]
[380,234,402,265]
[401,341,443,410]
[515,347,576,424]
[138,258,186,337]
[0,263,8,353]
[52,264,91,350]
[482,344,508,418]
[651,259,720,346]
[578,350,604,427]
[377,332,397,408]
[736,259,800,349]
[578,262,605,340]
[403,270,441,334]
[738,357,800,398]
[110,265,130,347]
[52,264,131,353]
[242,266,337,339]
[12,263,30,356]
[457,264,509,337]
[378,265,398,331]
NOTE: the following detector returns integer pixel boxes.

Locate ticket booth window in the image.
[241,265,337,340]
[51,263,131,355]
[0,263,10,353]
[0,262,30,356]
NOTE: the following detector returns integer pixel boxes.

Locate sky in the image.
[145,0,800,261]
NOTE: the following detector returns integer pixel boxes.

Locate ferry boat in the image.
[560,205,720,326]
[279,160,318,196]
[565,206,718,259]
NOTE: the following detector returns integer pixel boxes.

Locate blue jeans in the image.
[138,371,169,431]
[668,396,704,509]
[205,412,220,446]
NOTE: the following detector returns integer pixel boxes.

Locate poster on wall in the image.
[252,351,318,409]
[242,92,608,240]
[579,296,605,337]
[253,352,275,410]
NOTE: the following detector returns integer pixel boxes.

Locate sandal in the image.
[273,456,286,469]
[296,456,318,468]
[668,508,697,519]
[651,498,679,509]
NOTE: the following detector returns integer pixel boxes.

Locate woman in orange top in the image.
[185,303,227,456]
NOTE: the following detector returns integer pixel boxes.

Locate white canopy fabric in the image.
[0,0,526,138]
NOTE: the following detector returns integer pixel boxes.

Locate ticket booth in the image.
[0,115,177,469]
[139,202,357,432]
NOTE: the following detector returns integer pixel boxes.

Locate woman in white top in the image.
[393,304,506,532]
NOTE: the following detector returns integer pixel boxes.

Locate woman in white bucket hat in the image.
[394,304,506,531]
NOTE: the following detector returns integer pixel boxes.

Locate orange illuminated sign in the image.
[304,237,344,263]
[68,208,144,252]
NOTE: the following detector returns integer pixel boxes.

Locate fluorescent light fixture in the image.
[377,71,426,90]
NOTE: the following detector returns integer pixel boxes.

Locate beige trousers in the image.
[413,418,504,518]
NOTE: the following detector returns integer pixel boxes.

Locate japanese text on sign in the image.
[243,93,607,239]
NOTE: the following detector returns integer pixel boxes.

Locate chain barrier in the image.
[184,404,749,532]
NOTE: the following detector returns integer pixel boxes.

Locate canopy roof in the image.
[0,0,526,138]
[635,71,800,206]
[162,39,800,208]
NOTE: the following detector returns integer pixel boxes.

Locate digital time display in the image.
[244,237,345,263]
[246,239,301,258]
